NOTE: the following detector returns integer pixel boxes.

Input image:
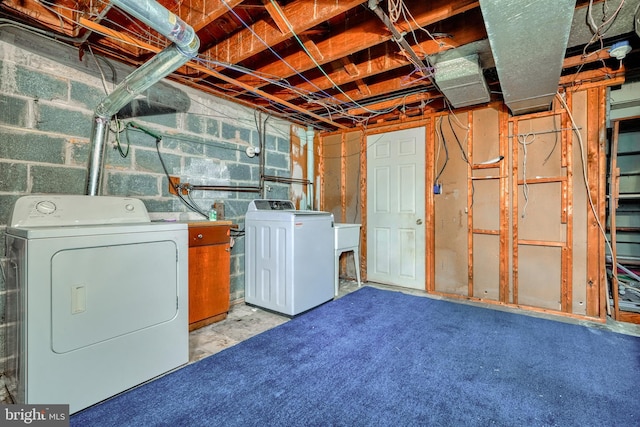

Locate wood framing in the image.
[318,79,619,322]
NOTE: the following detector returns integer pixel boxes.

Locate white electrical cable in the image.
[555,92,623,315]
[388,0,403,23]
[517,133,535,219]
[555,92,613,256]
[584,0,626,58]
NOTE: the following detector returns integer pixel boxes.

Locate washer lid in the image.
[247,199,296,212]
[9,195,150,227]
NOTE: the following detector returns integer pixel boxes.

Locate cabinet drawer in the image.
[188,226,230,247]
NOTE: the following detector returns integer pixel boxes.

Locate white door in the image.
[367,127,426,289]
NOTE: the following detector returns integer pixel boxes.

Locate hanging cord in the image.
[446,113,474,207]
[517,133,535,218]
[555,92,621,315]
[185,187,208,218]
[555,93,612,255]
[448,113,469,164]
[127,121,208,219]
[434,116,449,184]
[388,0,403,23]
[87,44,129,159]
[112,117,129,158]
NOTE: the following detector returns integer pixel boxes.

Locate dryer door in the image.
[50,240,178,353]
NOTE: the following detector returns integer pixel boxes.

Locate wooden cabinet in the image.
[187,223,232,331]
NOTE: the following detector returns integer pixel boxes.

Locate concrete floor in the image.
[188,279,363,363]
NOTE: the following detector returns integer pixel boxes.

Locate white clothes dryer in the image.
[4,195,189,414]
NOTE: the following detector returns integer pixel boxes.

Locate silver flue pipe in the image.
[86,0,200,195]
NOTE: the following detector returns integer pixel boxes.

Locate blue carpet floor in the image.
[71,286,640,426]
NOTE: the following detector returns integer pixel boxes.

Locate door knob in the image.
[416,219,423,225]
[197,234,203,239]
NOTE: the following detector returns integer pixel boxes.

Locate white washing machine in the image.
[4,195,189,414]
[244,199,334,316]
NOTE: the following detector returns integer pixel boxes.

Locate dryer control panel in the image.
[9,195,150,227]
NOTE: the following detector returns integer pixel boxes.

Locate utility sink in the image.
[334,223,361,251]
[334,223,362,296]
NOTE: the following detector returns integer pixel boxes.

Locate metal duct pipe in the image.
[479,0,576,115]
[86,0,200,195]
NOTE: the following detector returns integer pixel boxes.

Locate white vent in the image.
[434,54,490,108]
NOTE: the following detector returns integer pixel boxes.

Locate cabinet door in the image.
[188,226,231,329]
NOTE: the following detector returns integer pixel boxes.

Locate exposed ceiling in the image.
[1,0,639,131]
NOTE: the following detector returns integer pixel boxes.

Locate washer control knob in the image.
[35,200,57,215]
[125,204,135,212]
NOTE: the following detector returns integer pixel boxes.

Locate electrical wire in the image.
[399,1,446,47]
[555,91,639,312]
[388,0,403,23]
[221,1,369,117]
[554,91,625,312]
[37,0,365,125]
[517,133,535,218]
[34,0,429,127]
[112,118,129,158]
[448,113,469,164]
[85,43,130,158]
[434,116,449,183]
[264,0,402,117]
[581,0,626,60]
[555,92,611,255]
[124,121,208,218]
[186,189,209,218]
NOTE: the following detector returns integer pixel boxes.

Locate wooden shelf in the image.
[608,116,640,324]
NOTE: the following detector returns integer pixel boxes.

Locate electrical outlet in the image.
[168,176,180,195]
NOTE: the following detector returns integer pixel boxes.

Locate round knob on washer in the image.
[35,200,57,214]
[125,204,135,212]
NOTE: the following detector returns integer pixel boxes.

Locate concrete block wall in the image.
[0,29,292,377]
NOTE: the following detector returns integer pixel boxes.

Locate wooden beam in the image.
[426,117,436,292]
[560,66,625,86]
[201,0,366,66]
[304,71,434,106]
[231,0,480,87]
[78,18,347,129]
[299,35,324,61]
[341,58,360,77]
[2,0,80,36]
[354,79,372,97]
[563,49,612,69]
[273,10,486,103]
[563,92,574,314]
[467,111,474,298]
[264,0,293,35]
[179,0,246,33]
[347,91,441,116]
[499,104,510,304]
